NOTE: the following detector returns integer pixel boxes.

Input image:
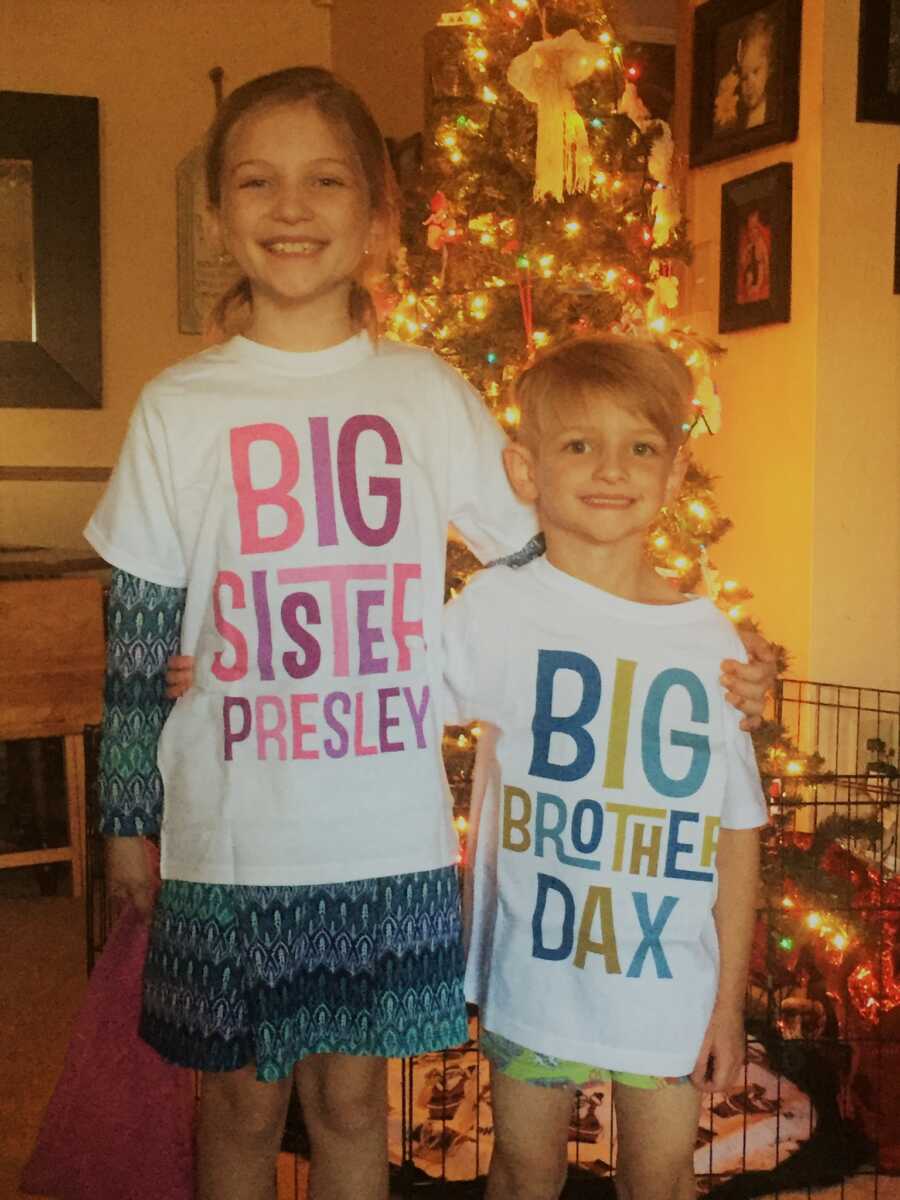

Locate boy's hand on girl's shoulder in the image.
[690,1004,745,1094]
[165,654,195,699]
[722,631,778,732]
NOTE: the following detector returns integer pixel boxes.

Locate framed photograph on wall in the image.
[719,162,792,332]
[857,0,900,123]
[690,0,802,166]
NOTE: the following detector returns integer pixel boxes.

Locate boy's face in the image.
[738,34,770,112]
[506,390,685,554]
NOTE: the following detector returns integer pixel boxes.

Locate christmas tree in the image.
[380,3,899,1162]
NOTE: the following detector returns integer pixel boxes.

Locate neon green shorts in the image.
[481,1029,690,1091]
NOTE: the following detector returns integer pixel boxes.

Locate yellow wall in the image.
[0,0,331,548]
[678,0,900,689]
[810,1,900,688]
[331,0,459,139]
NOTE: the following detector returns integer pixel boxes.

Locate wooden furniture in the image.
[0,577,105,896]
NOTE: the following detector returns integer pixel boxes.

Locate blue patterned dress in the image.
[100,569,467,1080]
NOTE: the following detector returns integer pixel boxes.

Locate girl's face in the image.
[211,99,375,345]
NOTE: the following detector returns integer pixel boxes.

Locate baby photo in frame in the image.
[691,0,802,166]
[719,162,792,332]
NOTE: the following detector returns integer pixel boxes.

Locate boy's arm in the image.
[691,826,761,1092]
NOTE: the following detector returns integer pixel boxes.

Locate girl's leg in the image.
[294,1052,389,1200]
[613,1080,702,1200]
[485,1070,572,1200]
[196,1065,293,1200]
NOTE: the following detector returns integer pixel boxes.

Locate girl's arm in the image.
[100,568,185,918]
[691,826,761,1092]
[724,630,777,731]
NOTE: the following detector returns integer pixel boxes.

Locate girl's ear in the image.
[664,446,689,506]
[503,442,539,505]
[203,204,228,258]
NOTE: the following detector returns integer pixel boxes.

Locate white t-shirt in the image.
[85,333,536,886]
[443,558,767,1077]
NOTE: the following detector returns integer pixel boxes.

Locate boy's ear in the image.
[503,442,539,505]
[664,446,689,506]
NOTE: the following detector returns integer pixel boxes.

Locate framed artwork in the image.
[857,0,900,123]
[690,0,802,167]
[719,162,792,332]
[0,91,101,408]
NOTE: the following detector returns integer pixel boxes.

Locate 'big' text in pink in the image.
[230,416,402,553]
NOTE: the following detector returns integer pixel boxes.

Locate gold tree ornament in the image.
[507,28,605,201]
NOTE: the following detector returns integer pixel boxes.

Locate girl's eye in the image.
[239,177,269,190]
[316,175,346,187]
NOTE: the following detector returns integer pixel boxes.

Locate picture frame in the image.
[857,0,900,123]
[690,0,802,167]
[0,91,102,408]
[719,162,792,332]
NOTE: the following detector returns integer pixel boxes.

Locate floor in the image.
[3,886,897,1200]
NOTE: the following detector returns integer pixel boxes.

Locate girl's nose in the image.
[272,183,314,223]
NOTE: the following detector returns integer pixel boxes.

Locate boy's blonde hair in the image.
[513,335,694,451]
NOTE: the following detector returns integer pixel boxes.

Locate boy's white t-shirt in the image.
[85,333,536,886]
[443,558,767,1077]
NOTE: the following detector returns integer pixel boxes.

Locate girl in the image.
[88,67,774,1200]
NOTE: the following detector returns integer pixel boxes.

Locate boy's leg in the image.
[295,1052,389,1200]
[196,1064,293,1200]
[486,1070,572,1200]
[613,1079,701,1200]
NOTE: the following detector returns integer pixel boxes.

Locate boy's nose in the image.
[592,453,627,481]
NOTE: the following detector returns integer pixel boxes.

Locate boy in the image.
[442,337,767,1200]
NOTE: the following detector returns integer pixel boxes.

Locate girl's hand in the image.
[690,1004,745,1093]
[165,654,195,699]
[721,631,778,731]
[105,836,157,923]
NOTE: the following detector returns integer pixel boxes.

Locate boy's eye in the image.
[564,438,590,454]
[633,441,659,457]
[315,175,346,187]
[238,177,269,190]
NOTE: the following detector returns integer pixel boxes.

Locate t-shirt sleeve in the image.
[84,390,188,588]
[441,574,504,726]
[441,366,538,563]
[721,693,769,830]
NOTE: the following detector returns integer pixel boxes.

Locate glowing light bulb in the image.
[781,896,794,908]
[689,501,708,519]
[674,555,689,570]
[456,733,469,748]
[723,579,737,591]
[728,605,742,621]
[779,936,794,950]
[473,47,488,61]
[594,171,608,185]
[483,86,498,103]
[455,815,469,833]
[504,404,520,426]
[832,934,848,951]
[595,58,609,70]
[600,31,611,44]
[786,760,803,775]
[466,10,482,25]
[532,330,549,347]
[539,254,555,267]
[604,268,618,283]
[565,220,581,234]
[806,912,822,930]
[654,535,668,549]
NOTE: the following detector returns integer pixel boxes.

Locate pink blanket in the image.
[21,902,194,1200]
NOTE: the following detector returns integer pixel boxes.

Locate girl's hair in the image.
[513,335,694,450]
[205,66,400,337]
